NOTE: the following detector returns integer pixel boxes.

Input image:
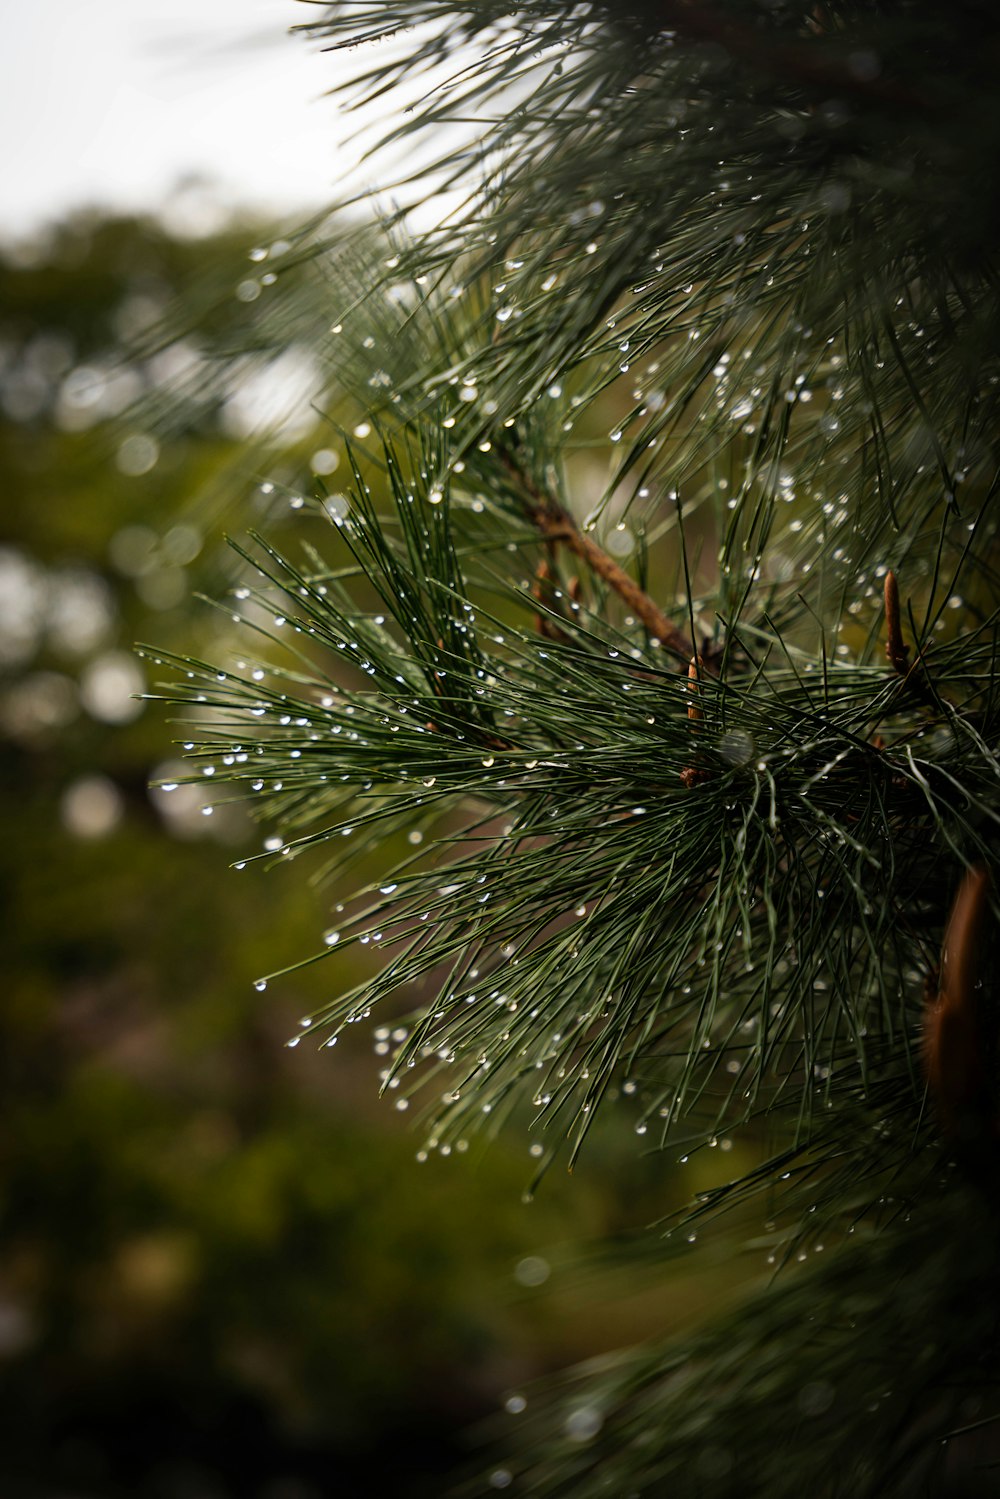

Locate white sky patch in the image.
[1,0,358,235]
[3,1,515,242]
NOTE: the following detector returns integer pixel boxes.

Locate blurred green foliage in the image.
[0,213,755,1498]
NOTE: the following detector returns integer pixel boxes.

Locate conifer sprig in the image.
[147,433,1000,1169]
[294,1,999,558]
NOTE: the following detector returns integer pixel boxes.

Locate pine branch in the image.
[145,5,1000,1493]
[147,430,1000,1174]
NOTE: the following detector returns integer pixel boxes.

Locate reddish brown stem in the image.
[884,568,941,710]
[680,653,711,787]
[686,654,704,722]
[924,865,997,1140]
[499,450,693,661]
[532,559,572,644]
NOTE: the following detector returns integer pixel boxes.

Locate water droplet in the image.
[720,730,755,766]
[565,1406,602,1442]
[514,1255,550,1287]
[254,979,267,992]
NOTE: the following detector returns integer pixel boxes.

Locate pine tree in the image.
[148,3,1000,1493]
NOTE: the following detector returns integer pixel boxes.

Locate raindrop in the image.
[565,1406,603,1442]
[514,1255,550,1287]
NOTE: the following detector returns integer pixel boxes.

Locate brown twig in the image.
[680,653,711,786]
[499,449,694,661]
[884,568,940,710]
[531,559,573,644]
[686,653,704,722]
[689,656,704,719]
[923,865,997,1145]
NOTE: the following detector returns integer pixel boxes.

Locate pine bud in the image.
[923,865,997,1145]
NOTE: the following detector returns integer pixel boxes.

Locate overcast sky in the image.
[2,1,362,236]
